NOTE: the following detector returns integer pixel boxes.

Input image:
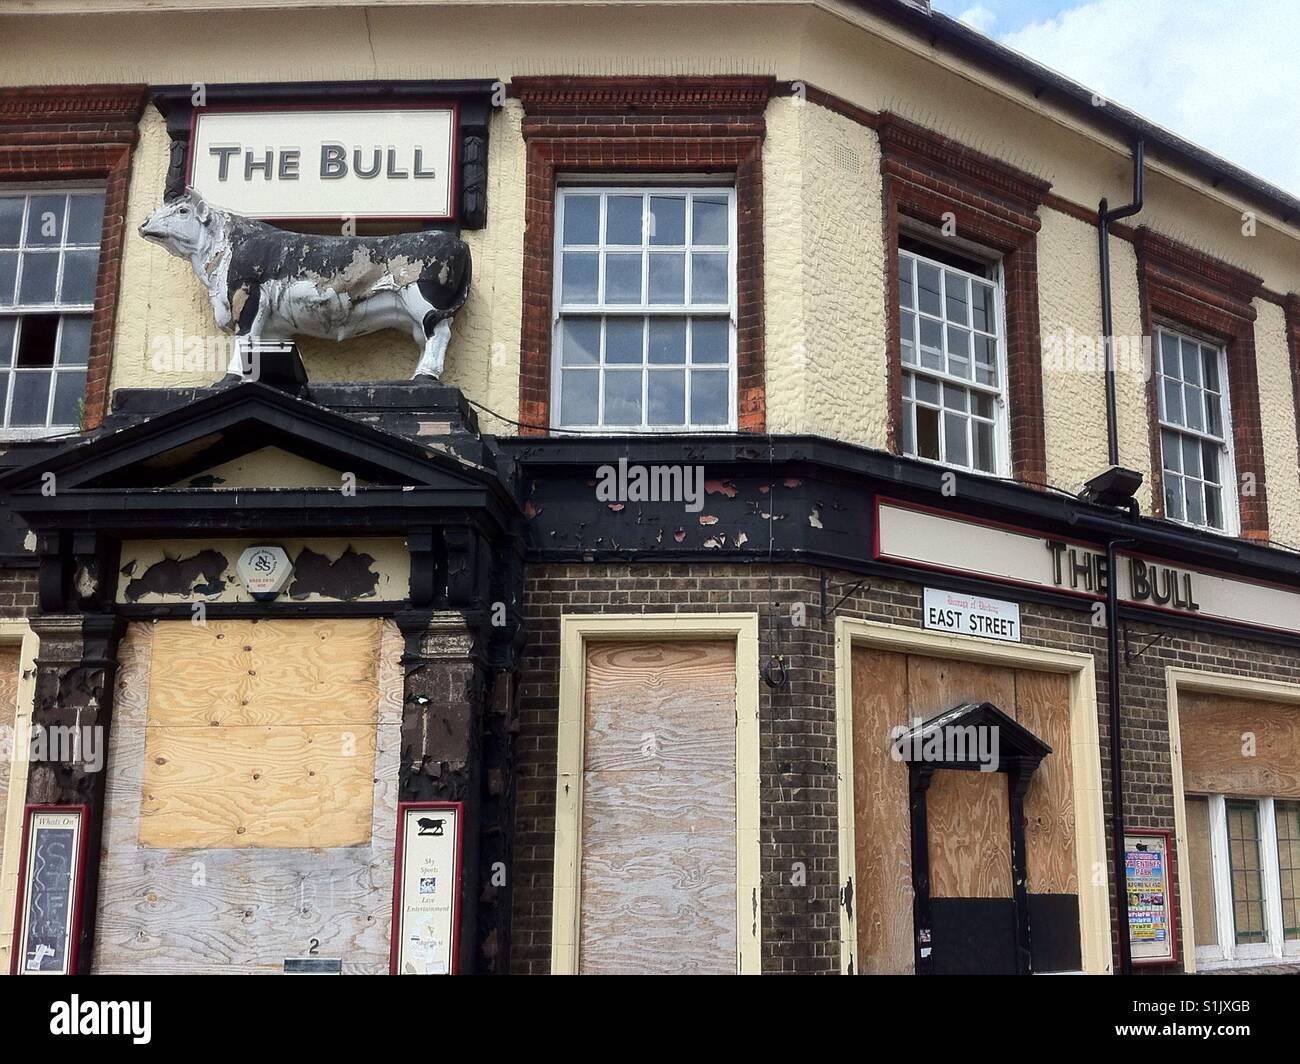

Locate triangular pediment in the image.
[0,381,515,533]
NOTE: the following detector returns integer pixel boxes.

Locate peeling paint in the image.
[287,546,380,600]
[698,515,719,526]
[809,507,823,529]
[124,550,229,602]
[704,479,737,497]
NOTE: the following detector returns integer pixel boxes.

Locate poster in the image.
[1125,829,1178,965]
[391,802,463,975]
[12,806,87,976]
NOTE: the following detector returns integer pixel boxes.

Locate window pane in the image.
[971,281,995,332]
[1181,338,1202,385]
[606,195,643,245]
[1201,346,1220,391]
[0,318,14,366]
[915,403,940,460]
[647,369,685,425]
[604,317,643,363]
[1164,474,1184,522]
[1162,377,1183,425]
[944,271,969,325]
[647,253,684,304]
[944,411,968,466]
[65,193,105,245]
[916,261,941,316]
[1201,442,1220,485]
[9,371,51,426]
[691,318,729,364]
[16,315,58,367]
[0,250,15,304]
[1185,475,1205,526]
[1226,800,1266,945]
[973,334,997,385]
[25,194,65,247]
[946,325,971,378]
[1277,800,1300,941]
[914,375,940,407]
[0,372,7,424]
[973,393,994,419]
[51,370,85,426]
[561,252,598,303]
[919,317,943,370]
[1162,430,1182,474]
[58,315,92,366]
[1204,483,1223,531]
[898,255,914,309]
[562,195,599,245]
[900,309,916,365]
[560,318,600,365]
[690,252,727,303]
[1184,384,1204,431]
[0,197,23,247]
[649,197,685,246]
[973,419,995,472]
[1181,436,1201,480]
[560,368,597,425]
[901,397,915,455]
[1159,332,1180,378]
[691,197,729,245]
[648,319,686,364]
[941,384,968,411]
[60,248,99,304]
[18,250,58,304]
[604,253,642,303]
[1205,392,1222,437]
[603,370,642,426]
[689,369,728,425]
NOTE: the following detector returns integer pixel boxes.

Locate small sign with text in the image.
[923,587,1021,643]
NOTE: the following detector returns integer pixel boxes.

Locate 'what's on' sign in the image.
[189,106,457,221]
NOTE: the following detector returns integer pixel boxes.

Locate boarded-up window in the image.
[139,619,381,849]
[578,641,736,974]
[851,650,1077,974]
[1179,693,1300,798]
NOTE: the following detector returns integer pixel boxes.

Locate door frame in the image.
[0,619,40,974]
[834,616,1111,974]
[550,612,762,975]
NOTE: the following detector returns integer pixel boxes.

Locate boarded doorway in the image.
[577,641,737,974]
[851,649,1080,974]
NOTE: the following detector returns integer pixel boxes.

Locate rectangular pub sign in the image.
[391,801,463,975]
[189,105,457,221]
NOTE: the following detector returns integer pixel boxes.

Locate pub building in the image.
[1,0,1299,978]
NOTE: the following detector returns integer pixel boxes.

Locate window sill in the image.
[0,426,81,443]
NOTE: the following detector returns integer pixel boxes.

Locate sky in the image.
[930,0,1300,198]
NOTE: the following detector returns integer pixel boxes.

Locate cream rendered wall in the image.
[6,1,1300,527]
[1253,301,1300,550]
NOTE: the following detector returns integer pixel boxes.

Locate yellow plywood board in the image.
[139,619,381,849]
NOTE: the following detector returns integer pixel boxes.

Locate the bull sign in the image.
[138,189,472,379]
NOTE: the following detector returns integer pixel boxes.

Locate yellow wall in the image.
[5,0,1299,531]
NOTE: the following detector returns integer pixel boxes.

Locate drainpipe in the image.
[1098,140,1144,976]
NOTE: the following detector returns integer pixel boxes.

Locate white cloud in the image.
[957,5,997,35]
[999,0,1300,197]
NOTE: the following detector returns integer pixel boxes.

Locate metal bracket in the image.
[1123,624,1167,665]
[820,572,869,622]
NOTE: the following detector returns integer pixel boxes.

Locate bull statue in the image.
[138,189,471,379]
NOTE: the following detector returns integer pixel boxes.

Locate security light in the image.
[1080,465,1144,508]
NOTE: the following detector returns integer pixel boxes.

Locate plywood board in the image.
[850,647,914,974]
[139,619,382,849]
[578,641,736,975]
[1014,669,1077,895]
[1179,693,1300,798]
[1183,795,1218,947]
[907,655,1014,899]
[94,621,403,974]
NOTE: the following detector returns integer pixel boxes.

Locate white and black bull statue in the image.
[138,190,471,379]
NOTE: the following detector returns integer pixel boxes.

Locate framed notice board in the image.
[10,804,89,975]
[390,801,463,975]
[1125,828,1179,966]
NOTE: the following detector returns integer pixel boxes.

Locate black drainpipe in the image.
[1098,140,1144,976]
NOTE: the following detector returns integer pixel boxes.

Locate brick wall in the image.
[0,567,37,619]
[511,560,1300,974]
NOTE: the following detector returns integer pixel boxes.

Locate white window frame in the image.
[1154,325,1238,535]
[0,184,104,439]
[897,244,1011,478]
[550,181,737,433]
[1196,794,1300,970]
